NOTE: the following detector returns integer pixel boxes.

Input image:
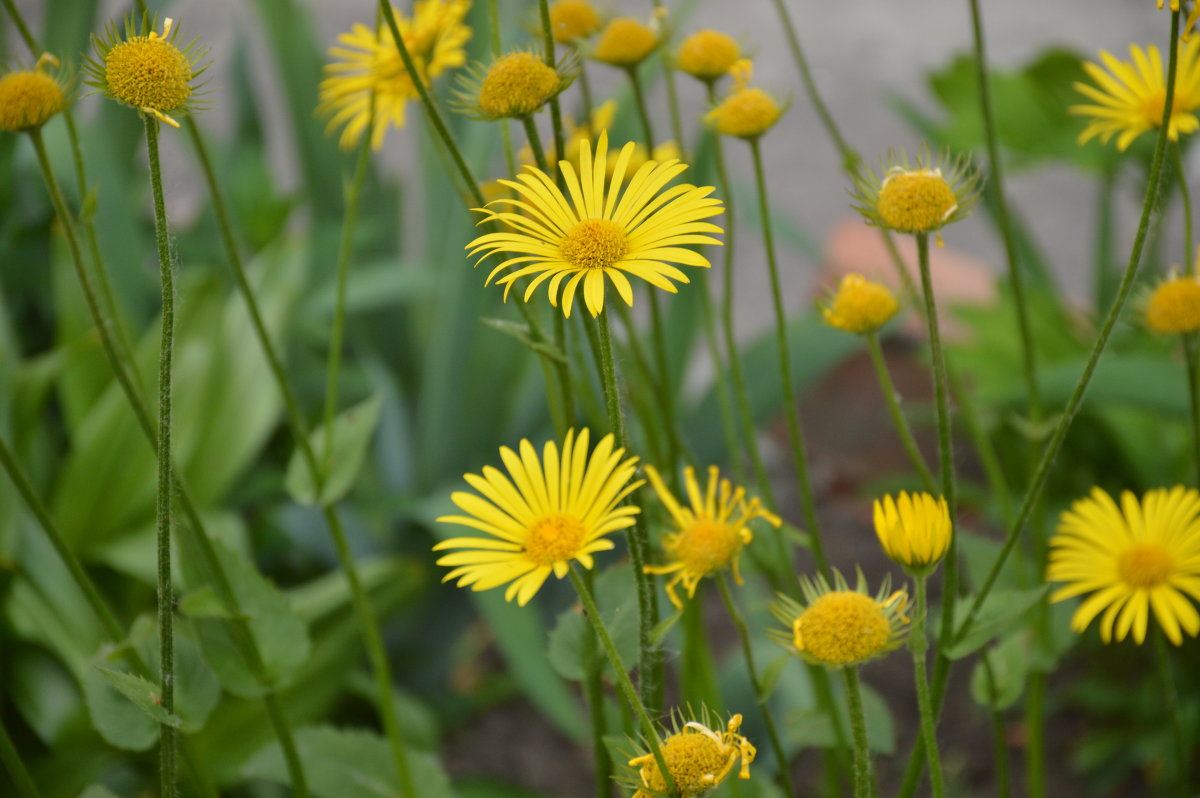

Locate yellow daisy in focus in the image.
[643,464,780,609]
[1145,270,1200,333]
[0,53,66,133]
[820,273,899,335]
[1071,38,1200,152]
[625,710,755,798]
[452,50,575,119]
[1047,486,1200,645]
[317,0,471,150]
[466,130,724,318]
[1158,0,1200,41]
[873,491,952,574]
[86,16,205,128]
[850,147,981,244]
[770,570,910,668]
[435,428,642,606]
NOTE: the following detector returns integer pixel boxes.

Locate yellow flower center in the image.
[793,591,891,666]
[876,169,958,233]
[524,513,586,566]
[104,32,193,114]
[477,52,560,117]
[674,519,742,576]
[707,87,782,139]
[677,30,740,81]
[560,219,630,270]
[639,730,730,796]
[1118,544,1174,588]
[594,18,658,67]
[1146,276,1200,334]
[822,273,899,334]
[0,69,64,132]
[550,0,602,43]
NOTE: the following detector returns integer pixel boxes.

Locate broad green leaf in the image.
[180,586,237,619]
[93,668,183,728]
[127,617,223,734]
[285,394,384,506]
[547,563,639,683]
[970,634,1032,711]
[82,665,158,751]
[181,540,311,697]
[243,725,452,798]
[943,586,1049,660]
[785,681,895,754]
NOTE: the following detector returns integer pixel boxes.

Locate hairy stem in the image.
[864,334,936,493]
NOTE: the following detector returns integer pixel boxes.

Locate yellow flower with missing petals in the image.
[643,464,780,609]
[820,273,899,335]
[1071,38,1200,152]
[624,710,756,798]
[452,50,575,119]
[1145,271,1200,333]
[706,59,784,140]
[1158,0,1200,42]
[318,0,471,150]
[850,147,981,244]
[549,0,603,44]
[1048,486,1200,645]
[466,130,724,318]
[593,17,661,68]
[771,570,909,668]
[435,429,642,606]
[873,492,952,575]
[676,30,741,83]
[0,53,65,132]
[86,16,205,128]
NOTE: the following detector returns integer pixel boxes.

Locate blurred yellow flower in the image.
[549,0,602,44]
[873,491,952,574]
[820,273,899,335]
[317,0,470,150]
[626,712,755,798]
[1146,272,1200,333]
[705,60,783,139]
[1158,0,1200,41]
[0,53,65,132]
[593,17,660,68]
[643,464,780,609]
[1071,38,1200,151]
[435,429,642,606]
[467,130,723,318]
[1048,486,1200,645]
[87,16,203,128]
[676,30,740,82]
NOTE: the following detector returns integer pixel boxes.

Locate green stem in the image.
[981,649,1012,798]
[706,84,774,507]
[1025,672,1046,798]
[323,110,375,474]
[1186,334,1200,485]
[1094,163,1119,312]
[967,0,1040,424]
[1175,142,1194,265]
[552,311,576,431]
[535,0,566,163]
[144,116,177,798]
[580,569,612,798]
[748,138,830,577]
[864,334,936,493]
[484,0,518,177]
[594,311,661,712]
[522,115,551,173]
[626,67,656,151]
[911,576,944,798]
[899,12,1184,797]
[0,717,41,798]
[0,0,36,51]
[1154,630,1190,794]
[697,272,746,485]
[567,567,677,798]
[577,57,595,121]
[716,575,794,797]
[842,667,875,798]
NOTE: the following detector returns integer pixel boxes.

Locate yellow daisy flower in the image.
[873,491,952,574]
[819,273,899,335]
[1071,38,1200,152]
[1145,271,1200,333]
[317,0,471,150]
[705,60,784,140]
[642,464,779,609]
[0,53,66,133]
[624,710,755,798]
[1158,0,1200,41]
[451,50,576,120]
[549,0,603,44]
[1047,486,1200,645]
[86,16,206,128]
[466,129,724,318]
[850,147,981,243]
[435,428,642,606]
[771,570,910,668]
[593,17,661,68]
[676,30,741,83]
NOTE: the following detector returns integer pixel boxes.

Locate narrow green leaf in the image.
[94,667,183,728]
[285,393,384,506]
[481,317,567,363]
[943,586,1049,660]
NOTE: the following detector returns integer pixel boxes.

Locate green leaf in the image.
[180,586,237,619]
[285,394,384,506]
[78,787,122,798]
[181,540,311,697]
[480,317,567,363]
[786,681,895,754]
[243,725,452,798]
[970,634,1032,711]
[758,655,788,698]
[943,586,1049,660]
[94,667,183,728]
[125,617,223,734]
[82,666,159,751]
[547,564,639,683]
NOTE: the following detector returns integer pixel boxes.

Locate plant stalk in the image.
[911,576,944,798]
[0,718,41,798]
[842,666,876,798]
[864,334,936,493]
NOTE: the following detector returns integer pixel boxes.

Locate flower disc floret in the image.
[821,273,899,334]
[593,18,659,67]
[0,55,65,132]
[644,465,779,608]
[1047,486,1200,645]
[435,428,642,606]
[873,491,952,573]
[550,0,602,43]
[627,712,755,798]
[477,52,561,117]
[706,87,782,139]
[1146,275,1200,334]
[851,148,980,242]
[677,30,740,81]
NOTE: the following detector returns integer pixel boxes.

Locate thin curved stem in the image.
[842,667,875,798]
[1186,334,1200,485]
[748,138,830,578]
[0,718,41,798]
[536,0,567,164]
[144,117,178,798]
[697,274,747,485]
[1153,630,1189,792]
[568,567,677,798]
[981,649,1012,798]
[626,67,656,151]
[1175,142,1194,266]
[580,569,612,798]
[911,576,944,798]
[716,575,794,797]
[864,334,936,493]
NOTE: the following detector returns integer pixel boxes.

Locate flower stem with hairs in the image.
[865,333,936,493]
[911,575,944,797]
[842,666,876,798]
